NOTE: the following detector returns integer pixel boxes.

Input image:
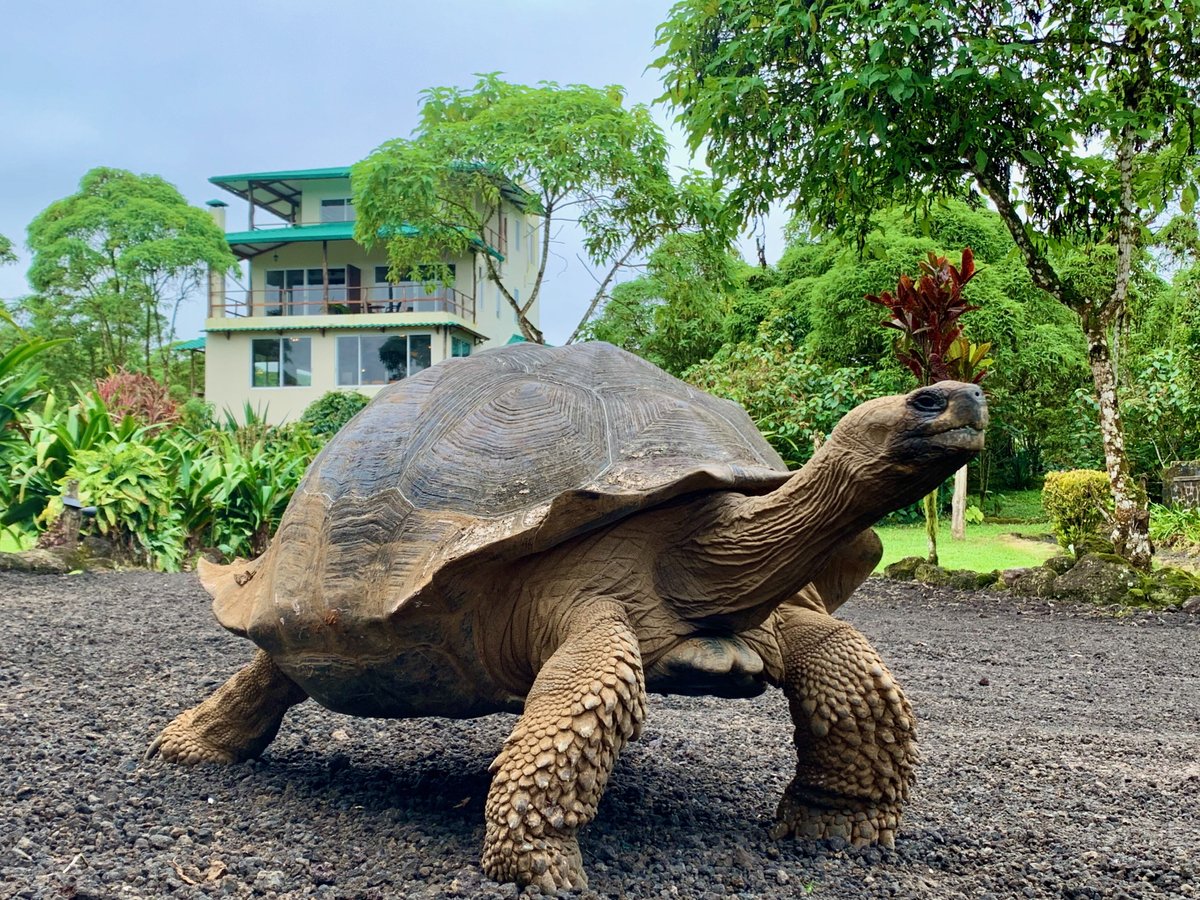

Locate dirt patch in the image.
[2,571,1197,899]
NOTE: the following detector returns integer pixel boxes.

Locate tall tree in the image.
[25,167,235,386]
[353,75,732,343]
[656,0,1200,568]
[0,234,15,266]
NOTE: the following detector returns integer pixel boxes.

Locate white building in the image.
[204,166,540,424]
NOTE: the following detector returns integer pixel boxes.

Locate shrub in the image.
[1042,470,1113,556]
[300,391,370,436]
[94,368,180,425]
[1149,502,1200,552]
[179,397,215,433]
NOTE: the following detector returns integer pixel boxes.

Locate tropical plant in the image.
[94,368,181,425]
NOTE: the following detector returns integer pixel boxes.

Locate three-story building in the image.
[203,166,540,423]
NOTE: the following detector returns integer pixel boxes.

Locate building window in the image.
[451,337,471,358]
[251,337,311,387]
[514,222,521,253]
[320,198,355,223]
[336,333,432,386]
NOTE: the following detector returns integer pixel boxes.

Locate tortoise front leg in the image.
[769,605,917,848]
[482,600,646,892]
[147,650,307,765]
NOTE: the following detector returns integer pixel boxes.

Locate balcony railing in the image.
[209,285,477,321]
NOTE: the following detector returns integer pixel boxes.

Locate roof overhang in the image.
[210,167,351,221]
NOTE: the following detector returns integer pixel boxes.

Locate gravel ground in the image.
[2,570,1198,900]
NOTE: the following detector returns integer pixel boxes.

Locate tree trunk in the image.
[923,490,938,565]
[1082,314,1152,570]
[951,466,968,540]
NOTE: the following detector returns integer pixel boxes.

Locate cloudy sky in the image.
[0,0,785,345]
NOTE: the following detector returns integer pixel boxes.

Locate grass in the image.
[874,522,1058,572]
[982,488,1048,523]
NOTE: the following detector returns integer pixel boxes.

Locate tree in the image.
[0,234,15,266]
[24,167,235,387]
[579,232,736,375]
[353,75,732,343]
[656,0,1200,569]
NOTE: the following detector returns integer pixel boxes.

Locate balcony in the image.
[209,285,477,321]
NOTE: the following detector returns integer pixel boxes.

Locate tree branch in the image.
[565,243,638,344]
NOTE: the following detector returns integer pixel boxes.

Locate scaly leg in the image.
[147,650,307,765]
[482,601,646,892]
[770,605,916,848]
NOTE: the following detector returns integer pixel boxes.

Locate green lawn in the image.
[874,522,1058,572]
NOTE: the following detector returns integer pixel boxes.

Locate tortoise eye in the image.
[910,392,946,414]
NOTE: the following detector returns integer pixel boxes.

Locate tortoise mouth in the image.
[930,424,986,452]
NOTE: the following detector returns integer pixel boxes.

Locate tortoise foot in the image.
[146,708,247,765]
[483,833,587,893]
[771,788,901,849]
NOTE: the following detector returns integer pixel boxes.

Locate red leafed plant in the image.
[866,248,987,384]
[94,368,180,425]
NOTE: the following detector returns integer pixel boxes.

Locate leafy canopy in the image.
[24,167,235,382]
[655,0,1200,255]
[353,75,732,341]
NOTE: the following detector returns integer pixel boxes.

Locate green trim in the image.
[209,167,351,185]
[223,221,502,261]
[205,316,489,340]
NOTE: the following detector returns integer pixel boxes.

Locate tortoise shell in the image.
[205,342,789,645]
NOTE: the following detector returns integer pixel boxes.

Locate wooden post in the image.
[248,182,256,230]
[951,465,968,540]
[322,240,330,310]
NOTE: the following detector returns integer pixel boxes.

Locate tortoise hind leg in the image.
[770,605,917,848]
[482,600,646,892]
[147,650,307,765]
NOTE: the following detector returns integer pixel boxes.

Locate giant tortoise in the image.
[149,341,986,891]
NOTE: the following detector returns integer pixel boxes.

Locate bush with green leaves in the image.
[1042,470,1114,556]
[300,390,370,437]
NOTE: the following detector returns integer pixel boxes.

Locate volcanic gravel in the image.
[2,571,1198,900]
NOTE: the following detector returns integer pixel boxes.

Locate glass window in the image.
[320,198,355,223]
[336,334,432,385]
[451,337,471,357]
[251,338,280,386]
[409,334,431,375]
[252,337,310,387]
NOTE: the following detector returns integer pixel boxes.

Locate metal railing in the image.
[209,285,476,321]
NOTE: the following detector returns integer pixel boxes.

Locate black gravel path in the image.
[2,571,1197,899]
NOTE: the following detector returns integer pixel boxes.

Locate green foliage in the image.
[1149,502,1200,552]
[580,233,736,374]
[1042,470,1114,556]
[656,0,1200,248]
[50,441,183,569]
[300,391,370,437]
[354,75,733,342]
[21,167,235,391]
[0,233,15,266]
[179,397,215,433]
[684,336,901,468]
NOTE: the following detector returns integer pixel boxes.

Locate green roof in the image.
[172,337,206,351]
[210,168,351,220]
[222,221,499,261]
[210,167,351,184]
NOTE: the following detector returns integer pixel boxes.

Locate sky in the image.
[0,0,785,346]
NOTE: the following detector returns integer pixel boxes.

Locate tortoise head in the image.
[825,380,987,498]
